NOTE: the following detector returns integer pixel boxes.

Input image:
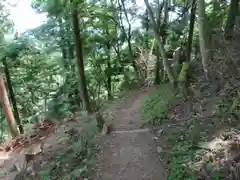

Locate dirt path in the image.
[94,88,167,180]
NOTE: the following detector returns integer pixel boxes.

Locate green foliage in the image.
[0,0,236,177]
[168,141,195,180]
[140,84,176,125]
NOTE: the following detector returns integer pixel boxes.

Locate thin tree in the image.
[144,0,175,86]
[3,58,24,134]
[72,8,92,113]
[224,0,239,39]
[0,71,19,137]
[197,0,210,79]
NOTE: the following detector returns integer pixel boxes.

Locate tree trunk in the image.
[178,0,196,95]
[186,0,196,62]
[154,44,161,85]
[58,18,68,68]
[144,0,175,86]
[197,0,210,79]
[119,0,139,78]
[154,2,165,84]
[3,58,23,134]
[106,40,112,100]
[72,10,92,113]
[0,71,19,137]
[144,9,149,49]
[106,61,112,100]
[224,0,239,39]
[182,0,190,27]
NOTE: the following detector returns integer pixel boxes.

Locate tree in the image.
[144,0,176,86]
[177,0,197,94]
[197,0,210,79]
[118,0,139,79]
[2,57,23,134]
[224,0,239,39]
[186,0,197,63]
[0,71,19,137]
[72,6,92,113]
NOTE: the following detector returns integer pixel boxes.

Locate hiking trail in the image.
[93,87,167,180]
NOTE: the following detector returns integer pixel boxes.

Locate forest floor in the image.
[93,87,167,180]
[2,56,240,180]
[0,86,168,180]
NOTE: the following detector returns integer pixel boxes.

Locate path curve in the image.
[94,87,167,180]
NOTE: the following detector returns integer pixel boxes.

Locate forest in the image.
[0,0,240,179]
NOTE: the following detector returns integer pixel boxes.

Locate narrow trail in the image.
[94,88,167,180]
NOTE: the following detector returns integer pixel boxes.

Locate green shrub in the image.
[140,84,176,125]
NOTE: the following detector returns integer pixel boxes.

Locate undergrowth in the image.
[141,84,195,179]
[167,132,200,180]
[140,84,176,125]
[38,120,99,180]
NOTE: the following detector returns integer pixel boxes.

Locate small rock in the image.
[153,136,158,140]
[157,129,164,135]
[157,146,162,153]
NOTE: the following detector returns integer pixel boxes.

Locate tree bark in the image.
[178,0,197,94]
[119,0,139,78]
[186,0,196,62]
[144,0,175,86]
[144,9,149,49]
[197,0,210,79]
[0,71,19,137]
[224,0,239,39]
[154,43,161,85]
[154,2,165,84]
[72,10,92,113]
[3,58,23,134]
[106,41,112,100]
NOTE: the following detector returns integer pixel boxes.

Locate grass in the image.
[140,84,177,125]
[140,83,196,179]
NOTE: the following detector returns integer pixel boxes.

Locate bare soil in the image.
[93,87,167,180]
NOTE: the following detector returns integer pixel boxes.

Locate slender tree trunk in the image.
[182,0,190,27]
[178,0,197,94]
[106,61,112,100]
[154,1,165,84]
[0,71,19,137]
[3,59,23,134]
[224,0,239,39]
[72,10,91,113]
[197,0,210,79]
[107,41,112,100]
[144,0,175,86]
[58,18,68,68]
[119,0,138,78]
[186,0,196,62]
[106,37,112,100]
[164,0,169,25]
[154,44,161,85]
[145,9,149,49]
